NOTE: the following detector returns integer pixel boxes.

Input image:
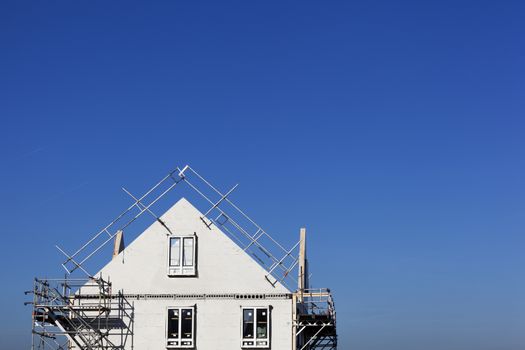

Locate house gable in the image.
[96,197,290,294]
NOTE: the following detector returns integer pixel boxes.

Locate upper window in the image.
[241,307,270,348]
[166,307,195,348]
[168,236,196,276]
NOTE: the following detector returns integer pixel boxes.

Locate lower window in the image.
[241,307,270,348]
[167,307,195,348]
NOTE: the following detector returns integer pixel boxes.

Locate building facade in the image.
[92,198,293,349]
[28,166,337,350]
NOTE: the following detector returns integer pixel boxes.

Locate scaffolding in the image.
[27,277,133,350]
[26,164,337,350]
[54,165,302,290]
[294,288,337,350]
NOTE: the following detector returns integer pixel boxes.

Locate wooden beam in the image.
[112,230,125,259]
[298,228,308,297]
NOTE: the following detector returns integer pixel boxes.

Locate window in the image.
[166,307,195,348]
[241,307,270,348]
[168,236,196,276]
[183,237,194,266]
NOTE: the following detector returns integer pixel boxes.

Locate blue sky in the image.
[1,1,524,349]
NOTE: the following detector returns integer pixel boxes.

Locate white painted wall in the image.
[99,198,289,294]
[126,298,292,350]
[82,198,293,350]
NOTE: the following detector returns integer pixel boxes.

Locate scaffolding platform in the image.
[295,288,337,350]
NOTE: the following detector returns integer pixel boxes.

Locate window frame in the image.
[167,235,196,276]
[241,306,271,348]
[166,306,195,348]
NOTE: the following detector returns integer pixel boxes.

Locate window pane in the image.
[256,309,268,339]
[243,309,254,339]
[167,309,179,339]
[183,237,194,267]
[181,309,193,339]
[170,238,181,266]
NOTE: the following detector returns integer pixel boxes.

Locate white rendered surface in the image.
[85,198,293,350]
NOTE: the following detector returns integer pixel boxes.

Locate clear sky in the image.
[1,1,524,349]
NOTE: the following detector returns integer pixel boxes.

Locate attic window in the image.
[168,236,196,276]
[241,307,270,348]
[166,307,195,348]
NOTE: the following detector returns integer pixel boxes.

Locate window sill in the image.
[167,267,196,277]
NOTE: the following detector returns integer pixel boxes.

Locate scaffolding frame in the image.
[27,277,134,350]
[294,288,337,350]
[55,165,301,290]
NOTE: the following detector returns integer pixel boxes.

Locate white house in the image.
[29,166,337,350]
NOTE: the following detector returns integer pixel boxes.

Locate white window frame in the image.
[167,235,196,276]
[166,306,195,348]
[241,306,270,348]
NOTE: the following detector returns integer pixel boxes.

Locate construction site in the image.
[26,165,337,350]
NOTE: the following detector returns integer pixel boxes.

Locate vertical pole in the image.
[131,300,135,350]
[295,227,308,349]
[298,227,307,301]
[292,293,297,350]
[31,279,36,350]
